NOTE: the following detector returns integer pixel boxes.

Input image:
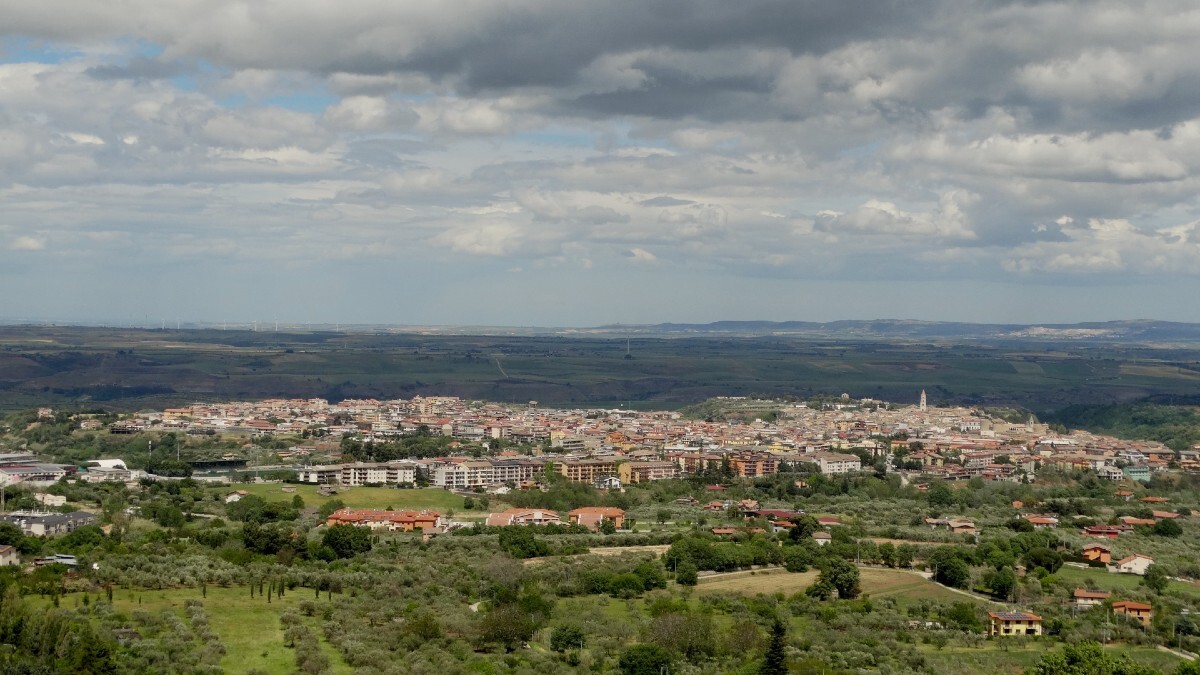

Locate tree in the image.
[318,499,345,520]
[618,644,674,675]
[1030,640,1159,675]
[675,560,698,586]
[935,557,971,589]
[321,524,372,559]
[1143,564,1169,594]
[985,566,1017,600]
[1152,519,1183,538]
[821,557,861,599]
[1024,547,1064,575]
[928,482,956,507]
[878,542,896,568]
[550,624,586,652]
[291,494,305,510]
[498,526,550,559]
[759,618,787,675]
[479,604,536,651]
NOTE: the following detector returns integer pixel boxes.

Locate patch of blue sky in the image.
[838,141,882,159]
[0,36,83,64]
[514,129,595,147]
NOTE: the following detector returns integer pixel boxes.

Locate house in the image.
[1025,516,1058,529]
[1083,525,1129,539]
[224,490,249,504]
[325,508,443,532]
[594,476,623,490]
[33,493,66,507]
[484,509,561,527]
[1123,466,1151,482]
[1115,490,1135,501]
[812,531,832,546]
[1072,588,1111,608]
[1119,516,1156,527]
[0,544,18,566]
[567,507,625,531]
[0,511,96,537]
[988,611,1043,637]
[1110,554,1154,576]
[816,516,844,528]
[711,527,738,536]
[1113,601,1153,627]
[1082,543,1112,564]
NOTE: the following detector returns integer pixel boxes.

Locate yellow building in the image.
[988,611,1043,637]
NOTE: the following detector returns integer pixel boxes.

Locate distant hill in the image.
[591,319,1200,344]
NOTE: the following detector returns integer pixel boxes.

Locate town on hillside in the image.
[2,392,1200,673]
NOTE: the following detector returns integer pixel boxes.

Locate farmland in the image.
[236,484,477,513]
[695,567,993,607]
[4,324,1200,414]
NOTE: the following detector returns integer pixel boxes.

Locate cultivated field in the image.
[919,643,1183,674]
[235,483,479,512]
[108,586,350,674]
[1055,565,1200,600]
[693,567,983,606]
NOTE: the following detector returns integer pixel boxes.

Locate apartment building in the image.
[555,458,618,483]
[618,461,680,484]
[812,452,862,475]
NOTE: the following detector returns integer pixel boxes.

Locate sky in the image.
[3,1,1200,327]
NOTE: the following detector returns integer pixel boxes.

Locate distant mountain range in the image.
[586,319,1200,343]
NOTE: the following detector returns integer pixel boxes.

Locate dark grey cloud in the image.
[85,56,192,81]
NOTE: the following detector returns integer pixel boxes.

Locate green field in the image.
[695,567,992,606]
[105,586,349,674]
[235,483,483,512]
[920,643,1183,674]
[1056,566,1200,600]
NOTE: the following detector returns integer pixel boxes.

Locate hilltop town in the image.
[3,392,1200,674]
[34,390,1185,491]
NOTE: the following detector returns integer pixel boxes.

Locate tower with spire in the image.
[919,389,927,411]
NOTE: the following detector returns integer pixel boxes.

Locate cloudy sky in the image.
[3,1,1200,327]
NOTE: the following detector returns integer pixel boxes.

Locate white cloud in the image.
[11,235,45,251]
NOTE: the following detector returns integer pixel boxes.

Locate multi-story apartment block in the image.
[555,458,618,483]
[618,461,681,484]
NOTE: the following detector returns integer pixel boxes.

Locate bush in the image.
[550,624,585,652]
[619,644,673,675]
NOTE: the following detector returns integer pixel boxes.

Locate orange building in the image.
[1113,601,1153,627]
[1082,543,1112,564]
[568,507,625,530]
[325,508,442,532]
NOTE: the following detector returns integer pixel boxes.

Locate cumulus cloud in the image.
[1004,218,1200,275]
[815,192,977,239]
[4,1,1200,322]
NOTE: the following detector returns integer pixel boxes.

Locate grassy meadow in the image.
[235,483,484,513]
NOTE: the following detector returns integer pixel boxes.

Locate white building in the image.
[812,452,862,475]
[1111,554,1155,576]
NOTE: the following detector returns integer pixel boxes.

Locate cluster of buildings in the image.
[322,505,627,534]
[90,390,1196,492]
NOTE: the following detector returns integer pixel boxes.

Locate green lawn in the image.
[109,585,350,674]
[694,567,991,606]
[1055,566,1200,600]
[234,483,490,513]
[920,643,1183,675]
